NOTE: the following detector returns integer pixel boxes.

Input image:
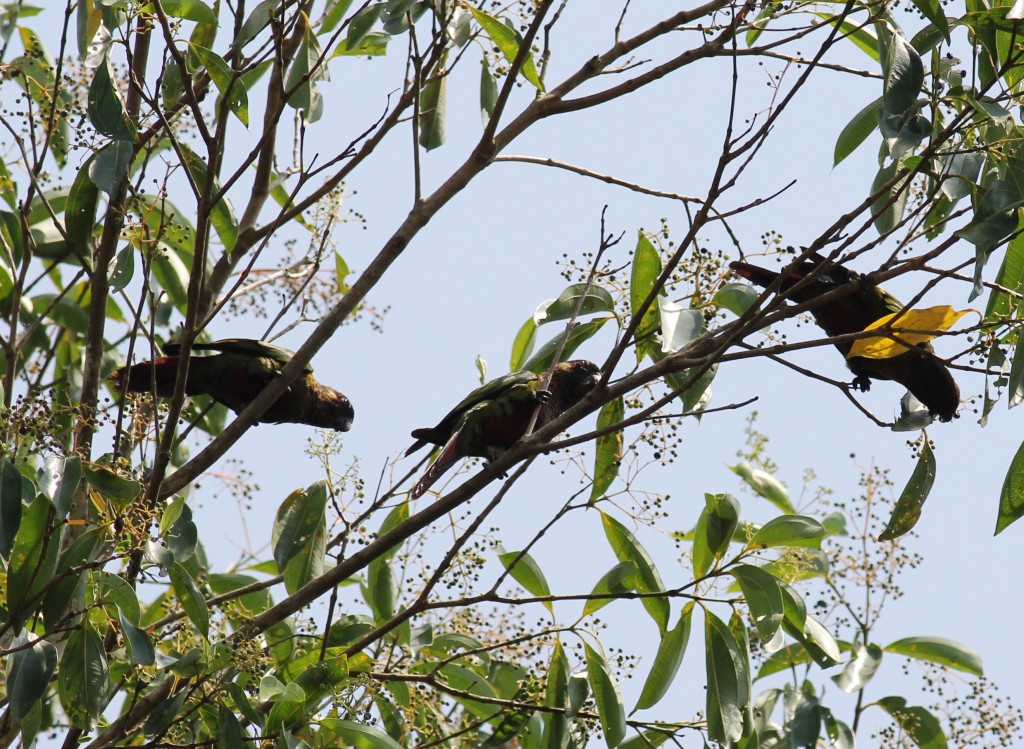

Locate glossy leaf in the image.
[883,636,982,675]
[585,644,626,748]
[692,493,740,578]
[522,317,610,373]
[509,318,537,371]
[634,604,693,710]
[148,0,216,22]
[7,635,58,721]
[601,512,669,632]
[535,283,616,325]
[58,627,108,729]
[8,494,60,623]
[0,457,24,557]
[879,442,936,540]
[480,60,497,124]
[497,546,552,610]
[190,44,248,126]
[871,159,910,234]
[847,306,971,359]
[119,608,156,665]
[749,515,825,549]
[832,642,883,692]
[876,697,948,749]
[179,143,238,252]
[169,562,209,638]
[658,299,704,354]
[65,156,99,248]
[418,73,446,150]
[631,232,662,361]
[834,96,882,166]
[87,57,138,142]
[467,7,543,90]
[713,282,759,316]
[731,461,793,512]
[731,565,785,643]
[591,395,624,501]
[883,32,924,116]
[996,436,1024,533]
[704,611,746,746]
[582,561,637,618]
[272,482,328,576]
[320,718,406,749]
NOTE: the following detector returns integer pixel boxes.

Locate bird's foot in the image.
[852,375,872,392]
[534,388,552,404]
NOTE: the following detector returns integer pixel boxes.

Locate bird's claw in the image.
[852,375,872,392]
[535,388,552,404]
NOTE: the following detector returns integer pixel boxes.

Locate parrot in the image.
[407,360,602,498]
[109,338,354,431]
[729,253,959,422]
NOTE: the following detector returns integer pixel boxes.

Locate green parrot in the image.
[407,360,601,498]
[109,338,354,431]
[729,253,960,422]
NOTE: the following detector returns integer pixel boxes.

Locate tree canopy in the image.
[1,0,1023,746]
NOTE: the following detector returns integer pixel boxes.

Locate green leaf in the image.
[879,442,936,540]
[871,159,911,234]
[876,697,948,749]
[96,570,142,624]
[480,60,497,125]
[883,636,982,676]
[509,318,537,371]
[7,635,58,722]
[835,96,883,167]
[704,611,746,746]
[346,3,382,50]
[731,460,794,512]
[957,178,1023,257]
[147,0,217,23]
[497,546,552,610]
[817,12,879,59]
[692,493,740,578]
[631,232,662,361]
[320,718,406,749]
[601,512,669,632]
[234,0,278,47]
[882,32,924,116]
[272,482,329,576]
[467,7,544,91]
[749,515,825,549]
[58,627,108,729]
[657,299,704,354]
[619,730,672,749]
[83,463,141,502]
[522,317,610,373]
[169,561,210,638]
[7,494,59,624]
[713,282,759,316]
[757,642,814,680]
[39,455,79,522]
[42,528,102,629]
[418,73,446,150]
[582,561,637,618]
[585,644,626,748]
[87,57,138,142]
[543,642,570,746]
[218,704,246,749]
[65,156,100,249]
[985,232,1024,322]
[910,0,948,40]
[731,564,785,643]
[190,44,249,126]
[179,143,238,252]
[0,457,24,557]
[995,436,1024,533]
[591,395,624,501]
[535,284,616,325]
[119,608,156,665]
[335,251,351,294]
[634,604,693,711]
[832,642,883,692]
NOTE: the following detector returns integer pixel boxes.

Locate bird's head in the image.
[328,391,355,432]
[551,360,602,409]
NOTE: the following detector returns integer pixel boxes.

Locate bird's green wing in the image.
[168,338,313,373]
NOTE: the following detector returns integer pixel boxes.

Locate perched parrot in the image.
[729,254,959,422]
[407,360,602,498]
[109,338,354,431]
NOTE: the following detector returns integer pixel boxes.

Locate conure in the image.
[407,360,601,498]
[729,254,959,422]
[109,338,354,431]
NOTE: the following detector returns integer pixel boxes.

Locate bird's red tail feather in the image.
[411,433,461,499]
